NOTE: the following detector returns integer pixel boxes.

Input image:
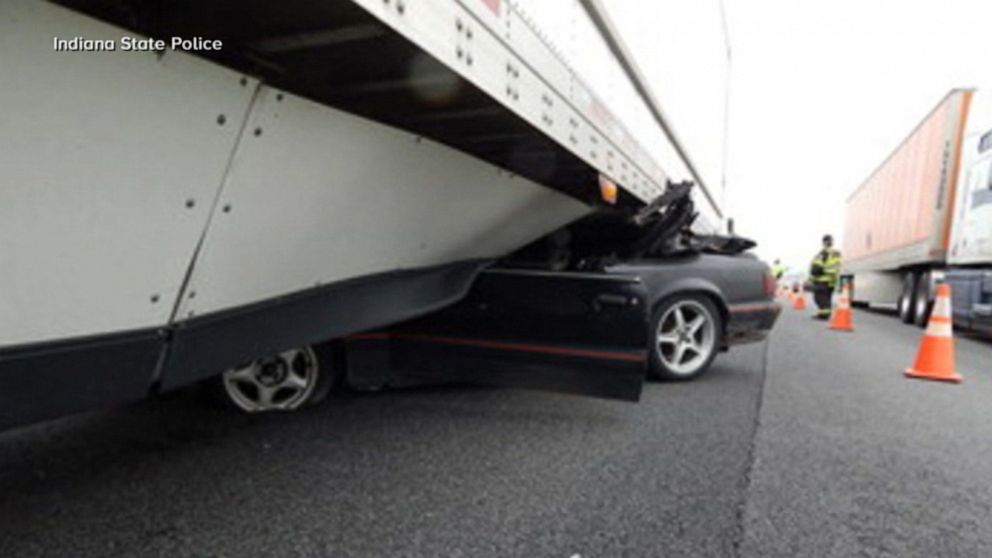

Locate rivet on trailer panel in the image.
[254,127,263,137]
[185,198,195,208]
[276,93,284,102]
[240,77,248,87]
[223,204,232,213]
[188,291,196,299]
[397,1,405,15]
[217,114,226,126]
[150,294,160,304]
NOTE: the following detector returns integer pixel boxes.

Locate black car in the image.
[610,253,780,381]
[215,183,781,412]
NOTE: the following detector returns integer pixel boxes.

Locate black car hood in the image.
[500,181,757,272]
[630,181,756,258]
[686,234,757,256]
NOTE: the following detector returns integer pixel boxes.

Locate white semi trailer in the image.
[843,89,992,333]
[0,0,732,429]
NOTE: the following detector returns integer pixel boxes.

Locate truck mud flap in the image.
[345,269,649,402]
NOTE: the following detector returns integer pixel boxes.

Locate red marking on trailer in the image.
[590,97,612,126]
[480,0,501,16]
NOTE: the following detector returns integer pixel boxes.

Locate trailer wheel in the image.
[913,272,932,328]
[898,273,917,324]
[649,295,721,381]
[217,344,335,413]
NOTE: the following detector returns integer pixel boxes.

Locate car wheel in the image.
[650,295,722,381]
[898,272,916,324]
[217,344,335,413]
[913,272,932,328]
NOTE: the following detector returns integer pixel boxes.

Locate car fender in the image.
[646,277,729,326]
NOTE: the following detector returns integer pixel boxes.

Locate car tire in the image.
[213,342,337,413]
[649,294,722,381]
[898,272,916,324]
[913,272,932,328]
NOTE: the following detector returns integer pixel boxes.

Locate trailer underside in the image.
[55,0,644,208]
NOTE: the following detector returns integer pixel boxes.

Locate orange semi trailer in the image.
[843,89,992,330]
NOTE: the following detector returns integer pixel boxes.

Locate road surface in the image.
[1,306,990,557]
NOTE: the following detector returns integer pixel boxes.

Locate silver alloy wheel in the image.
[221,346,320,412]
[655,299,717,377]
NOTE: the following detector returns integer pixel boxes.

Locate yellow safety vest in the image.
[810,249,841,285]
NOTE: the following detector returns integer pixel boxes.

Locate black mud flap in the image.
[345,268,648,401]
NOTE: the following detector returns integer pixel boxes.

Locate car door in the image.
[345,268,649,401]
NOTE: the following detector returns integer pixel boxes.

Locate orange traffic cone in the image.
[904,283,961,383]
[792,290,807,310]
[829,283,854,331]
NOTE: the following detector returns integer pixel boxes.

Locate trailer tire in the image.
[898,273,917,324]
[913,272,932,328]
[649,294,722,381]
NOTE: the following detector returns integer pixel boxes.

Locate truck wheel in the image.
[650,295,722,381]
[217,344,335,413]
[913,272,932,328]
[898,272,917,324]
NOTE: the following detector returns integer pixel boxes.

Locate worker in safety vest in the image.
[771,259,786,280]
[809,234,842,320]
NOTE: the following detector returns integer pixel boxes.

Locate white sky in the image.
[600,0,992,272]
[721,0,992,271]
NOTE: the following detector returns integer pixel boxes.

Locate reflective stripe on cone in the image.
[829,284,854,331]
[904,283,961,383]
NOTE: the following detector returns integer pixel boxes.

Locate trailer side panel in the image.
[843,90,972,272]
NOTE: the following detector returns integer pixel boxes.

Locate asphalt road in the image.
[1,305,990,557]
[741,306,992,557]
